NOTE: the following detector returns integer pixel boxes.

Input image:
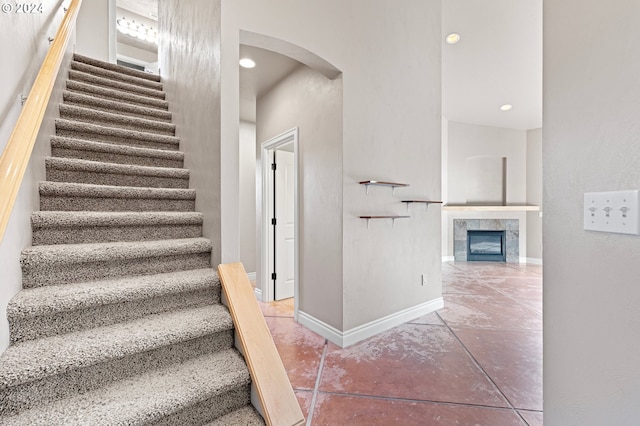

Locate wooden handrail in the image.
[218,263,305,426]
[0,0,83,244]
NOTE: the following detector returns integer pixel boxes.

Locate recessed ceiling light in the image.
[500,104,513,111]
[239,58,256,69]
[446,33,461,44]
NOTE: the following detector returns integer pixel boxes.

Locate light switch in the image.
[584,190,640,235]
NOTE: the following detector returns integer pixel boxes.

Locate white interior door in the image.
[275,150,295,300]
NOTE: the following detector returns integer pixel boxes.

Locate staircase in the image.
[0,54,265,425]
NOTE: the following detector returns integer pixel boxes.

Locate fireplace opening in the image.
[467,230,506,262]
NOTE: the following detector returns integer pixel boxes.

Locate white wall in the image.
[256,65,344,330]
[158,0,222,265]
[0,1,76,352]
[446,121,527,205]
[116,43,157,66]
[239,121,257,274]
[544,1,640,424]
[222,0,442,343]
[76,0,116,62]
[526,128,542,261]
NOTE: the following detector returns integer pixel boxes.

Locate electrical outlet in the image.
[421,274,427,286]
[584,190,640,235]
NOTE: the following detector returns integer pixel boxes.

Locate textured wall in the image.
[0,1,75,352]
[239,121,257,273]
[158,0,221,265]
[526,128,542,260]
[76,0,116,62]
[544,0,640,423]
[256,65,343,330]
[446,121,527,205]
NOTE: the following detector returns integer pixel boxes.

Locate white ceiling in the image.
[240,0,542,129]
[239,45,302,122]
[117,0,543,130]
[442,0,542,130]
[117,0,158,21]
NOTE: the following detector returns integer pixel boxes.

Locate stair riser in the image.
[40,195,195,212]
[0,331,233,416]
[46,168,190,189]
[153,386,252,426]
[58,110,175,137]
[69,71,165,100]
[22,252,211,288]
[32,224,202,245]
[64,96,172,123]
[67,83,169,110]
[71,62,163,91]
[9,288,218,343]
[56,128,179,152]
[51,146,184,168]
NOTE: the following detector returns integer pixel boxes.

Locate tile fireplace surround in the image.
[454,219,519,262]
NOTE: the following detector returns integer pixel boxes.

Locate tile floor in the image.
[258,261,543,425]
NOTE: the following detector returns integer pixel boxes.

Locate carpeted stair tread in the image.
[55,119,180,151]
[8,268,217,319]
[39,181,195,200]
[39,182,196,212]
[73,53,161,82]
[32,210,202,229]
[63,90,172,122]
[31,211,203,245]
[0,349,250,426]
[206,405,266,426]
[20,237,212,287]
[50,136,184,168]
[21,237,212,270]
[59,104,175,136]
[66,80,169,110]
[45,156,190,188]
[71,61,163,91]
[0,305,233,389]
[69,70,165,100]
[7,268,219,343]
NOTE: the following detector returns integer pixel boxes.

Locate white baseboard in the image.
[298,298,444,348]
[442,256,455,262]
[253,286,262,301]
[298,311,344,347]
[246,272,256,281]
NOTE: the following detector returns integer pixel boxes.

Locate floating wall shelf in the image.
[359,215,410,228]
[360,180,409,195]
[401,200,443,211]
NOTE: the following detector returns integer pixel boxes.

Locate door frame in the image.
[260,127,299,317]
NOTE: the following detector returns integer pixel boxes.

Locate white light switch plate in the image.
[584,190,640,235]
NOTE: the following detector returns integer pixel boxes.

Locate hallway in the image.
[259,262,543,425]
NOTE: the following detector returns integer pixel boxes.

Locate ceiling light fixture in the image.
[239,58,256,69]
[500,104,513,111]
[445,33,461,44]
[116,17,158,44]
